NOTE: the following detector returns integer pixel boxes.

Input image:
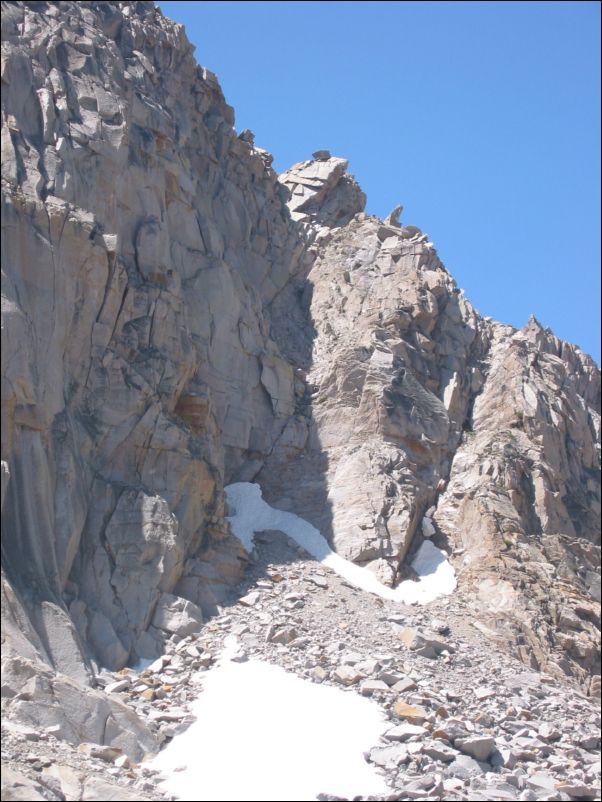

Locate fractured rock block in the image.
[151,593,204,638]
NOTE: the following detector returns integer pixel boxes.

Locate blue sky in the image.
[159,1,601,363]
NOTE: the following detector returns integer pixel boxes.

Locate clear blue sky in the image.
[159,1,601,363]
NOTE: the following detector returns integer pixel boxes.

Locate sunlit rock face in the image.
[267,170,600,690]
[0,0,599,757]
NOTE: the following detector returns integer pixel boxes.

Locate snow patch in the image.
[225,482,455,605]
[151,637,389,801]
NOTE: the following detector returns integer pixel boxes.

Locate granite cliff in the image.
[1,0,600,782]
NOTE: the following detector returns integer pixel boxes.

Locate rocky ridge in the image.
[0,0,600,796]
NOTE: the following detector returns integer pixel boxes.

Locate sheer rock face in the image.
[1,0,309,717]
[1,0,600,756]
[264,216,488,583]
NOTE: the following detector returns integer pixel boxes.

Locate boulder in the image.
[151,594,204,637]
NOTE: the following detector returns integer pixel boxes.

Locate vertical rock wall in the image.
[1,0,307,677]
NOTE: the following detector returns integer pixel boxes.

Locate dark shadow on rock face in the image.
[254,245,335,547]
[214,528,330,622]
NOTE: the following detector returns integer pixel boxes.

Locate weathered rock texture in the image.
[279,153,366,226]
[1,0,308,752]
[434,317,601,687]
[264,177,601,690]
[1,0,599,758]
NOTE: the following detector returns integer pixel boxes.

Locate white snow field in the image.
[152,637,390,801]
[150,483,456,800]
[225,481,456,605]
